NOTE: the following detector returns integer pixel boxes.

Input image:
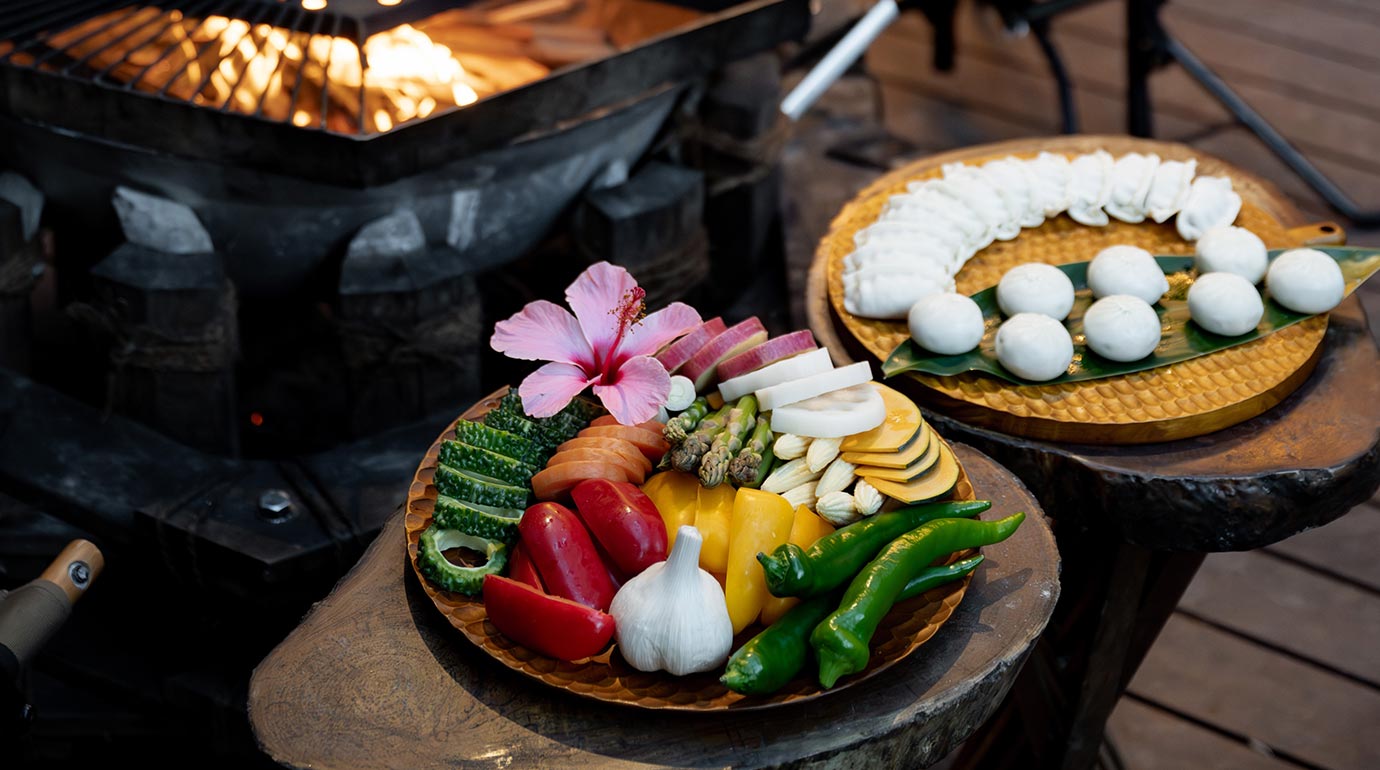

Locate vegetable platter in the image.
[404,262,1026,711]
[814,134,1351,444]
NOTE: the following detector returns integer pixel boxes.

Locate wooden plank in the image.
[1267,501,1380,593]
[1127,615,1380,770]
[877,81,1044,151]
[1106,698,1296,770]
[1172,0,1380,70]
[1177,550,1380,686]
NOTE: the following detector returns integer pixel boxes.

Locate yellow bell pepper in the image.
[760,505,836,625]
[695,483,735,574]
[724,488,795,634]
[641,471,699,550]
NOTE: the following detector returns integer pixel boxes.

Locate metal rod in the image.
[355,19,368,135]
[780,0,899,122]
[1165,36,1380,226]
[219,1,296,112]
[0,0,112,63]
[284,11,328,126]
[252,12,307,118]
[96,0,219,83]
[320,14,345,132]
[66,6,172,74]
[1030,18,1077,134]
[1126,0,1157,138]
[29,2,142,66]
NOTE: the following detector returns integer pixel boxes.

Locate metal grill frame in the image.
[0,0,807,187]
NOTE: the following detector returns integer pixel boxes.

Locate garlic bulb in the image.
[806,437,843,472]
[609,525,733,676]
[854,480,883,516]
[773,433,810,461]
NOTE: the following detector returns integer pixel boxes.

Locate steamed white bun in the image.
[1188,272,1264,336]
[1266,248,1345,314]
[1196,226,1267,284]
[909,293,986,355]
[1082,295,1161,362]
[1087,245,1170,304]
[995,313,1074,381]
[997,263,1076,320]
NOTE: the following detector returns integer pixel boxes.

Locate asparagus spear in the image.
[699,396,759,488]
[670,402,735,472]
[663,397,710,445]
[728,415,774,486]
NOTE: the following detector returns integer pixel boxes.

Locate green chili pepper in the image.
[811,513,1025,688]
[720,555,985,695]
[757,500,992,599]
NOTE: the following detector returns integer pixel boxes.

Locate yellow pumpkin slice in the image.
[865,440,960,504]
[841,421,931,469]
[856,434,941,482]
[840,383,921,453]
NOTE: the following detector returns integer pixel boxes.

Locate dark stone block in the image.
[699,52,782,141]
[89,244,226,334]
[572,161,705,265]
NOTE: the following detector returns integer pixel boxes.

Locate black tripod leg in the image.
[1126,0,1159,137]
[1031,18,1078,134]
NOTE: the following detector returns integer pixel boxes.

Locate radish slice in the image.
[755,361,873,411]
[656,318,728,374]
[717,330,818,382]
[768,383,886,438]
[665,376,696,412]
[718,347,833,403]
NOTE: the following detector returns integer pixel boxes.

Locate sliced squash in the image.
[841,382,922,453]
[841,421,931,469]
[856,434,941,483]
[865,440,959,504]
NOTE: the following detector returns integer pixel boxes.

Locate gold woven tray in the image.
[404,389,976,711]
[816,135,1342,444]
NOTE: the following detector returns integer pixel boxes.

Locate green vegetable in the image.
[435,463,529,509]
[432,494,524,544]
[664,397,710,445]
[487,390,597,450]
[416,526,509,595]
[728,415,774,486]
[453,420,545,467]
[699,395,759,488]
[670,401,734,473]
[483,408,547,447]
[742,440,775,490]
[720,555,984,695]
[758,500,991,598]
[812,514,1024,688]
[438,440,539,487]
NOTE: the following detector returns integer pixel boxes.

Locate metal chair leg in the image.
[1030,18,1079,134]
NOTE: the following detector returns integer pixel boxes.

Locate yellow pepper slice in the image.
[760,505,836,625]
[725,488,795,634]
[695,483,736,574]
[641,471,699,550]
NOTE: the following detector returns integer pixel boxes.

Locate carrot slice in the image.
[556,437,653,473]
[590,415,621,427]
[578,425,670,462]
[531,462,630,501]
[589,415,666,434]
[546,448,646,484]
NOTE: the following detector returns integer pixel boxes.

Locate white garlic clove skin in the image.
[1188,272,1264,336]
[1087,245,1170,305]
[1266,248,1346,314]
[853,480,884,517]
[1028,152,1073,218]
[1104,152,1161,224]
[909,292,986,355]
[995,313,1075,381]
[1195,225,1268,284]
[1146,159,1197,223]
[1067,151,1114,227]
[1083,295,1162,362]
[1176,176,1242,241]
[997,263,1076,320]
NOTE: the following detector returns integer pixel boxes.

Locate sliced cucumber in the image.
[436,463,529,509]
[417,526,508,595]
[438,441,539,487]
[433,494,523,544]
[452,420,545,467]
[483,408,548,447]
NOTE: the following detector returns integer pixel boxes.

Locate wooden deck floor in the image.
[782,1,1380,767]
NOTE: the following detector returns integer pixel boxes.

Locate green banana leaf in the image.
[882,246,1380,384]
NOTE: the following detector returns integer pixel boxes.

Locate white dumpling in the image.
[1146,159,1196,223]
[1104,153,1160,224]
[843,269,956,320]
[997,263,1076,320]
[1027,152,1072,218]
[1195,225,1268,284]
[1188,272,1263,336]
[854,219,967,256]
[1176,176,1241,241]
[1266,248,1345,314]
[982,157,1044,229]
[937,166,1020,241]
[909,293,986,355]
[844,241,960,277]
[995,313,1074,381]
[1087,245,1169,304]
[1082,295,1161,362]
[1067,151,1114,226]
[889,184,990,252]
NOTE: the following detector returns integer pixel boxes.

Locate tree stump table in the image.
[247,444,1059,770]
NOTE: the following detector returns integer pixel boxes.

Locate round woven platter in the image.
[404,389,976,711]
[819,135,1334,444]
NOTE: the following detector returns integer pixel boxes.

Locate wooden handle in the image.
[1287,222,1347,246]
[37,539,104,605]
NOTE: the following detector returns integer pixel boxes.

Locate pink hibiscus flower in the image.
[490,262,702,425]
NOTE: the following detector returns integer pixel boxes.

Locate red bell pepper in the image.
[482,575,614,661]
[570,479,668,576]
[508,543,544,591]
[517,502,615,611]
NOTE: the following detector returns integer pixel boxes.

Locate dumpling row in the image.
[842,151,1242,319]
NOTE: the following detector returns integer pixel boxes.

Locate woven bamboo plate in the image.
[816,135,1343,444]
[404,388,977,711]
